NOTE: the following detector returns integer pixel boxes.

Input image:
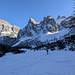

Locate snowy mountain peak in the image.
[56,15,66,25]
[28,18,40,25]
[60,16,75,28]
[0,19,12,27]
[42,16,54,25]
[43,16,52,20]
[56,15,66,20]
[14,15,75,48]
[0,15,75,47]
[0,19,20,38]
[18,16,58,38]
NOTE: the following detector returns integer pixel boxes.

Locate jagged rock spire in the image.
[18,15,58,37]
[28,18,39,24]
[56,15,66,19]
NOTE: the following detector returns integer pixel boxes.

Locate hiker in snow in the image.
[46,50,48,55]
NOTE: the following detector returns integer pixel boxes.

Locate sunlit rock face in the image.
[0,15,75,46]
[0,19,20,38]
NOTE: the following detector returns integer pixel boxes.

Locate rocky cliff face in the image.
[0,19,20,38]
[60,16,75,28]
[0,15,75,47]
[14,15,75,48]
[18,16,58,37]
[0,19,20,45]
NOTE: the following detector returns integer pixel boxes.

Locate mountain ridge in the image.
[13,15,75,50]
[0,15,75,57]
[0,15,75,48]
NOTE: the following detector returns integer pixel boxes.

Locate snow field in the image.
[0,50,75,75]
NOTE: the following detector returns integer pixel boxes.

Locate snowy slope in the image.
[13,28,69,46]
[13,16,75,47]
[56,15,66,25]
[0,50,75,75]
[56,18,65,25]
[39,28,69,42]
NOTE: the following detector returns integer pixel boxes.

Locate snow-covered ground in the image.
[13,28,69,47]
[0,50,75,75]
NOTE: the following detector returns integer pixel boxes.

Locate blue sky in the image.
[0,0,73,28]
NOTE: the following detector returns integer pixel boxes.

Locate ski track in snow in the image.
[0,50,75,75]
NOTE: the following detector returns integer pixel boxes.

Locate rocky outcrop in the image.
[0,19,20,45]
[0,19,12,31]
[41,16,58,33]
[0,19,20,38]
[56,15,66,30]
[0,15,75,46]
[28,18,40,25]
[18,16,58,37]
[60,16,75,28]
[56,15,66,20]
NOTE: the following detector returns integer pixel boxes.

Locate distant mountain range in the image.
[0,15,75,51]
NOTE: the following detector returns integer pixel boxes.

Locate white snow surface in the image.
[40,28,69,42]
[56,19,64,25]
[13,28,69,47]
[0,50,75,75]
[12,36,32,46]
[56,17,65,25]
